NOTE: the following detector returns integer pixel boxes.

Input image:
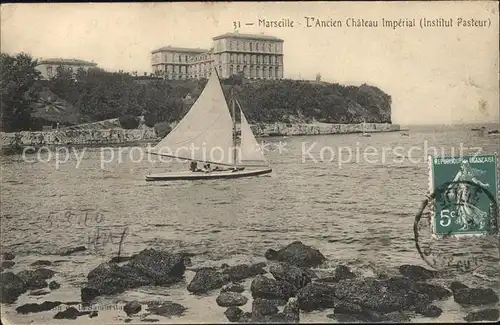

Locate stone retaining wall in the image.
[1,123,400,149]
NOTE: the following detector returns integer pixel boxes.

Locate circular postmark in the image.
[414,180,499,274]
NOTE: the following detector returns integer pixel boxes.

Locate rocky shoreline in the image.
[0,123,400,155]
[1,241,499,324]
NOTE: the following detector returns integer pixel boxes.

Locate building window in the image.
[250,42,253,51]
[275,67,279,78]
[275,44,279,52]
[256,43,259,51]
[269,43,272,52]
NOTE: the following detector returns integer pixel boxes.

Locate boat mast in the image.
[231,87,237,167]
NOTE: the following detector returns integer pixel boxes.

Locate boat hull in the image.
[145,167,272,181]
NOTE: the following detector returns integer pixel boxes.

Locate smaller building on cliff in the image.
[36,58,98,80]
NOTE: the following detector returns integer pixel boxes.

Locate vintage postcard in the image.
[1,1,499,324]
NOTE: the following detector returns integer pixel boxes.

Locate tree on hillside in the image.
[0,52,41,131]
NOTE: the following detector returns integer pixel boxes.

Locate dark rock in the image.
[54,307,84,319]
[216,292,248,307]
[380,311,411,323]
[254,262,267,268]
[329,276,451,313]
[140,318,159,322]
[253,312,293,323]
[223,263,267,282]
[266,298,287,306]
[250,275,296,300]
[89,311,98,318]
[327,313,362,323]
[315,276,338,283]
[34,267,56,279]
[1,261,15,269]
[225,306,243,322]
[31,260,52,266]
[109,256,132,263]
[127,249,186,284]
[301,268,317,279]
[123,301,141,316]
[252,298,279,316]
[449,281,468,292]
[0,272,26,303]
[238,312,253,323]
[64,301,81,306]
[81,287,100,302]
[29,288,50,296]
[2,252,15,260]
[327,310,408,323]
[221,283,245,293]
[296,282,338,311]
[333,300,364,314]
[334,265,356,281]
[453,287,499,306]
[16,301,62,314]
[416,304,442,317]
[60,246,87,256]
[17,268,55,290]
[124,318,132,323]
[221,263,230,269]
[49,281,61,290]
[412,281,452,301]
[399,264,437,281]
[264,241,326,267]
[283,297,300,323]
[147,301,186,317]
[269,262,311,290]
[82,249,186,301]
[464,308,499,322]
[187,267,227,294]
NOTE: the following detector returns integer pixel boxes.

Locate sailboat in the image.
[145,68,272,181]
[360,120,371,137]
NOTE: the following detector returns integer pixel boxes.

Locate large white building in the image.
[151,32,284,80]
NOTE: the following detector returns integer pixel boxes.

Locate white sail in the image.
[148,69,235,166]
[238,103,268,166]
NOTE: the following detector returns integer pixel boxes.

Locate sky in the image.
[1,1,498,125]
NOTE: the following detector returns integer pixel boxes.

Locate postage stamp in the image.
[428,154,499,238]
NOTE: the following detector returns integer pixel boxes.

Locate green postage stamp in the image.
[429,154,499,238]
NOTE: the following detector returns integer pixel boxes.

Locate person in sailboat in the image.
[202,164,212,173]
[190,161,198,172]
